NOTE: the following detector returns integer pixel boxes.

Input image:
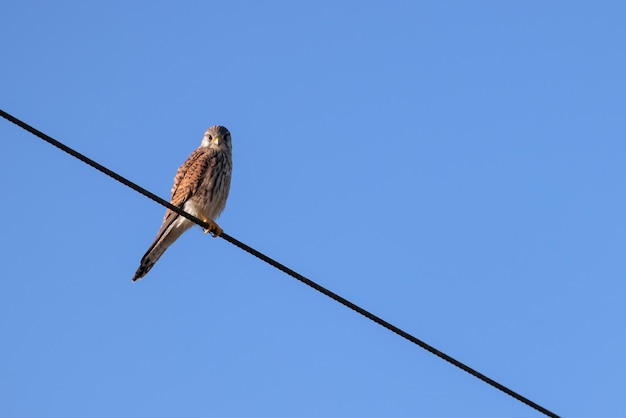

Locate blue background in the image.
[2,2,624,417]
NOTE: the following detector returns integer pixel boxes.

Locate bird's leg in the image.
[201,215,223,237]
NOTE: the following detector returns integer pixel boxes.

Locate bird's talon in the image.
[211,225,223,238]
[202,219,222,238]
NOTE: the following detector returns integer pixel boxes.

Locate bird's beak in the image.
[213,136,222,146]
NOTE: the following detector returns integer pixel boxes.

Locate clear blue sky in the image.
[1,1,624,417]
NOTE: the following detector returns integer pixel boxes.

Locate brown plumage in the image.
[132,126,232,281]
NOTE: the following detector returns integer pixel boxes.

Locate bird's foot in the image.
[202,217,223,237]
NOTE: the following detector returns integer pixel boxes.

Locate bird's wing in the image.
[136,148,214,268]
[170,147,215,208]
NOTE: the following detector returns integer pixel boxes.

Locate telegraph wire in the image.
[0,108,559,418]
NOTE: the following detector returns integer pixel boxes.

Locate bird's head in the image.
[201,125,232,151]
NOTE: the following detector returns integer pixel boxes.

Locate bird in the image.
[132,125,233,281]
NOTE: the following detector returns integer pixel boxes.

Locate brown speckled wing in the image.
[150,147,214,243]
[170,147,215,208]
[131,147,215,281]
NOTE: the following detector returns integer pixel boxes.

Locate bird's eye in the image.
[207,135,213,140]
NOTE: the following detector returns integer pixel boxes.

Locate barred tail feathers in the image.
[132,214,192,281]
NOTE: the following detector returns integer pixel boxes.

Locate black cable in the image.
[0,108,560,418]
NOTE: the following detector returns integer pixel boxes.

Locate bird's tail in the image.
[132,215,192,281]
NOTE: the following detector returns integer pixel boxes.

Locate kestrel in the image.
[132,125,233,281]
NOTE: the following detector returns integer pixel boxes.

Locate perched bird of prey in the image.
[132,125,233,281]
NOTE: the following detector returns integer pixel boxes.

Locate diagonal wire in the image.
[0,108,559,418]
